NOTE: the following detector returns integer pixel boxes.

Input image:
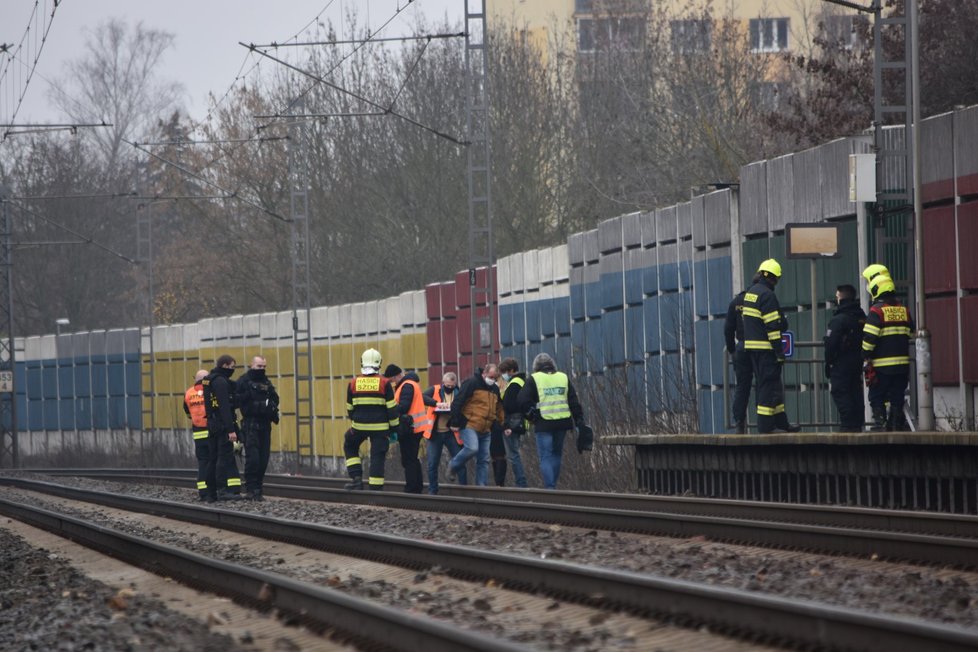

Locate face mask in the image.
[444,385,455,392]
[501,373,512,382]
[484,376,496,386]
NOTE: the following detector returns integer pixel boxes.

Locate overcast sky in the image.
[3,0,460,124]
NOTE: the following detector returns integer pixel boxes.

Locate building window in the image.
[749,17,789,53]
[670,19,712,54]
[822,14,869,49]
[578,16,646,52]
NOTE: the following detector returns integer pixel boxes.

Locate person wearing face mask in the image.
[497,357,529,488]
[448,364,509,487]
[823,285,867,432]
[236,355,279,501]
[202,354,242,501]
[422,372,464,494]
[517,352,585,490]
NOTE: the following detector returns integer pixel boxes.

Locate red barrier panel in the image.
[923,205,956,294]
[926,297,959,386]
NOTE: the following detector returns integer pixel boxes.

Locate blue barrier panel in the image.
[694,260,710,318]
[107,362,126,397]
[92,397,108,429]
[526,341,543,366]
[540,298,557,338]
[625,307,644,362]
[109,396,126,428]
[125,362,140,397]
[627,362,647,410]
[555,336,572,371]
[642,262,658,296]
[540,338,557,359]
[43,400,58,430]
[712,390,726,434]
[75,397,92,430]
[679,259,692,289]
[26,363,41,398]
[659,261,679,292]
[570,283,585,321]
[624,268,643,306]
[91,362,108,398]
[512,302,527,344]
[27,399,42,430]
[709,319,727,386]
[126,397,141,429]
[694,320,711,385]
[525,300,542,342]
[646,356,662,413]
[13,393,26,430]
[554,296,571,336]
[57,366,74,399]
[708,256,733,315]
[571,321,586,373]
[73,364,91,397]
[602,309,625,366]
[584,319,604,372]
[59,400,75,430]
[585,281,603,319]
[698,388,714,434]
[660,294,681,352]
[41,365,56,399]
[600,271,624,311]
[643,296,660,353]
[661,353,682,409]
[499,304,514,346]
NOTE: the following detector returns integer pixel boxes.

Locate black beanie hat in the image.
[383,364,403,378]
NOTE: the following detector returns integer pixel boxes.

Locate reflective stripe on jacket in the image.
[863,298,914,370]
[346,374,398,431]
[531,371,571,420]
[742,279,784,357]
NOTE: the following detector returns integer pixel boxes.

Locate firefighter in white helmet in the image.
[342,349,399,490]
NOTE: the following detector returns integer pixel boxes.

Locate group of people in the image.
[725,259,913,433]
[342,349,590,494]
[183,354,279,502]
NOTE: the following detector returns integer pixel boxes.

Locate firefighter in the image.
[862,274,914,431]
[724,286,752,433]
[393,368,436,494]
[183,369,212,502]
[824,284,867,432]
[236,355,279,501]
[343,349,399,490]
[741,259,800,434]
[202,354,242,500]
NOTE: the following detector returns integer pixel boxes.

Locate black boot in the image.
[344,475,363,491]
[734,421,746,434]
[870,408,887,432]
[887,407,908,432]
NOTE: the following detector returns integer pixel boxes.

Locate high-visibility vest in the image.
[531,372,571,420]
[184,383,208,435]
[506,376,530,431]
[395,379,434,438]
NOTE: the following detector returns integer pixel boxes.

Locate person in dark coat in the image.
[393,368,437,494]
[824,285,867,432]
[724,288,751,433]
[202,354,242,500]
[236,355,279,500]
[497,357,528,488]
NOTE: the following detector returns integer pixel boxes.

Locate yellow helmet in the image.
[868,275,895,299]
[862,263,890,283]
[361,348,382,371]
[757,258,782,278]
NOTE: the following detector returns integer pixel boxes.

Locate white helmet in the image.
[361,348,382,374]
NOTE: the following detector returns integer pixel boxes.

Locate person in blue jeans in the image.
[517,353,585,490]
[497,357,529,488]
[448,364,509,487]
[422,372,464,493]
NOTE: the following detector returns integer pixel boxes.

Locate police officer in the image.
[236,355,279,501]
[742,259,800,434]
[343,349,399,491]
[183,369,212,501]
[824,284,867,432]
[862,271,914,431]
[202,354,242,500]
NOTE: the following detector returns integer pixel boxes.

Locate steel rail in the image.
[3,478,978,652]
[23,470,978,567]
[0,495,528,652]
[31,467,978,539]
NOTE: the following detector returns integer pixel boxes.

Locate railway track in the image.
[24,468,978,568]
[3,476,978,651]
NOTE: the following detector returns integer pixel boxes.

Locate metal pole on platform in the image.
[811,259,819,426]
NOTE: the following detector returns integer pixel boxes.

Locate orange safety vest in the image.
[184,383,208,434]
[425,383,456,439]
[394,378,434,439]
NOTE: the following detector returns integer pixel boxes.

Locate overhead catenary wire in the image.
[0,0,63,131]
[125,138,292,223]
[250,31,465,48]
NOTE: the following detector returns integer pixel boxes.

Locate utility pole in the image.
[465,0,495,370]
[0,187,17,468]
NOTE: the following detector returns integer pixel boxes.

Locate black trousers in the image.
[242,418,271,493]
[399,430,424,494]
[344,428,390,489]
[208,428,241,495]
[193,435,211,499]
[731,348,753,425]
[830,365,864,431]
[750,350,790,433]
[869,368,910,430]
